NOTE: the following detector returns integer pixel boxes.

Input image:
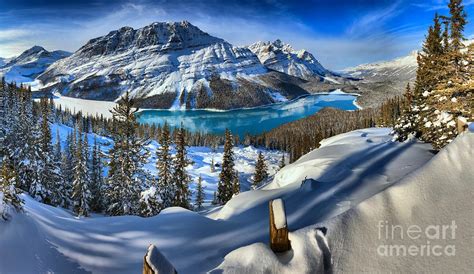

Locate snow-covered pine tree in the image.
[138,177,163,217]
[60,130,75,208]
[423,0,471,149]
[72,128,91,217]
[217,129,235,204]
[194,176,204,210]
[252,152,268,189]
[393,14,444,143]
[89,137,104,212]
[38,98,63,206]
[392,83,418,141]
[172,126,192,209]
[105,91,149,216]
[0,159,23,221]
[157,122,174,208]
[279,154,286,169]
[232,171,240,195]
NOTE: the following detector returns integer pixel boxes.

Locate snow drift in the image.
[326,130,474,272]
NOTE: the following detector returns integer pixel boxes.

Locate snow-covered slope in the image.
[1,128,441,273]
[215,130,473,273]
[327,130,473,272]
[0,46,70,86]
[343,50,418,83]
[248,40,332,81]
[37,22,308,110]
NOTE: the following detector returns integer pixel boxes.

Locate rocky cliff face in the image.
[38,21,308,109]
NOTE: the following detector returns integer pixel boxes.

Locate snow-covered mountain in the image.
[343,50,418,83]
[0,46,71,85]
[344,39,474,83]
[38,21,309,109]
[248,40,332,81]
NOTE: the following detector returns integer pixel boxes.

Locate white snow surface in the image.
[0,127,449,273]
[326,130,474,272]
[272,199,287,229]
[49,92,117,118]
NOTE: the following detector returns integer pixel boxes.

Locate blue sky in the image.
[0,0,473,70]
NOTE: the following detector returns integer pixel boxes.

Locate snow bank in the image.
[213,227,330,274]
[326,131,474,272]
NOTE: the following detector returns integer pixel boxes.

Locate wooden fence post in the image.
[143,244,177,274]
[269,198,291,253]
[457,116,469,133]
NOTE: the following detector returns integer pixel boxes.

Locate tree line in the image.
[0,83,266,219]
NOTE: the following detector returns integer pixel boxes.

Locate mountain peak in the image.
[248,40,327,80]
[77,21,223,57]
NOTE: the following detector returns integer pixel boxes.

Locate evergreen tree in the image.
[172,127,192,208]
[252,152,268,189]
[72,129,91,217]
[138,180,163,217]
[217,129,235,204]
[232,171,240,195]
[195,176,204,210]
[422,0,472,149]
[0,159,23,221]
[156,122,174,208]
[106,91,149,216]
[448,0,468,77]
[38,98,63,206]
[279,154,286,169]
[89,138,104,212]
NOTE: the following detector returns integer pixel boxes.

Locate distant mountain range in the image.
[248,39,339,82]
[37,21,333,109]
[0,46,71,85]
[5,22,466,110]
[343,50,418,84]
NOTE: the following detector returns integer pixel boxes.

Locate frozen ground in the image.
[1,128,472,273]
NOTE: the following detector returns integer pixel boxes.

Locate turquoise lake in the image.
[136,91,358,136]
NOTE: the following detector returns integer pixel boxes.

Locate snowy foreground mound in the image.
[1,128,472,273]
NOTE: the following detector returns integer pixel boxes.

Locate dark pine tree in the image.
[217,129,235,204]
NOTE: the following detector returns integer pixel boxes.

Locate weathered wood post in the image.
[457,116,469,133]
[269,198,291,252]
[143,244,177,274]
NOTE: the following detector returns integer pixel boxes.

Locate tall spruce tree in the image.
[156,122,174,208]
[72,129,91,217]
[172,127,192,208]
[38,98,63,206]
[252,152,268,189]
[106,91,149,216]
[89,138,104,212]
[217,129,235,204]
[195,176,204,210]
[423,0,471,149]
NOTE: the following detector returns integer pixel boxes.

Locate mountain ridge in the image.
[37,21,315,109]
